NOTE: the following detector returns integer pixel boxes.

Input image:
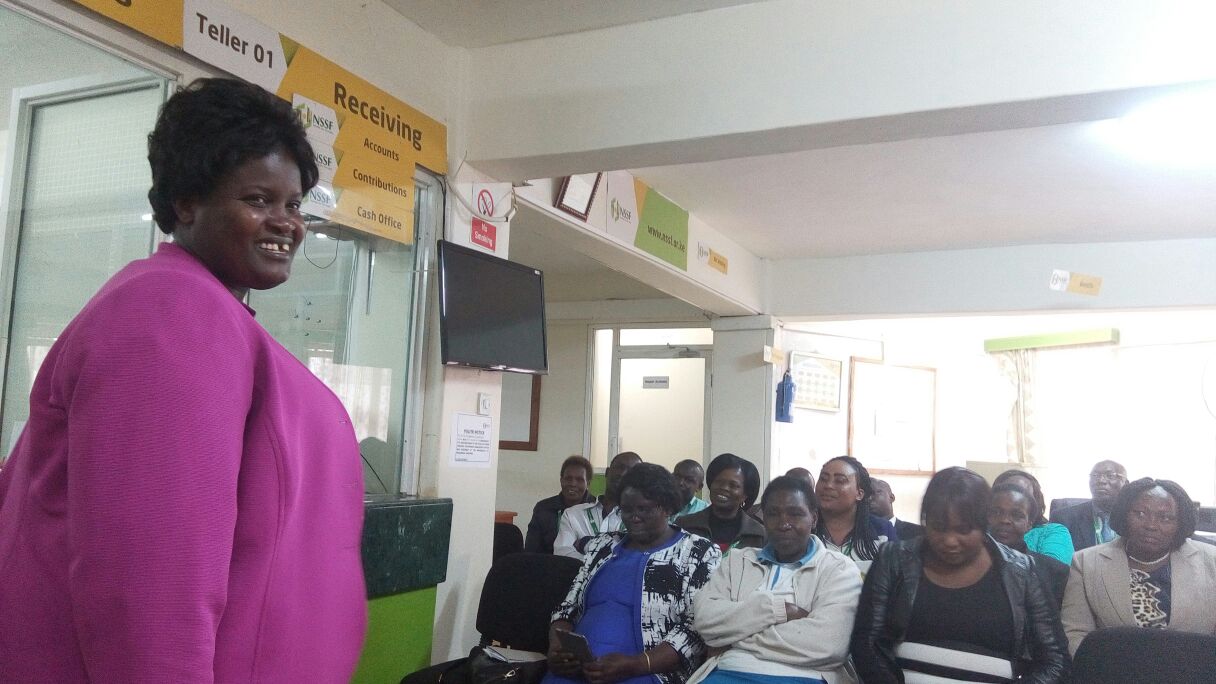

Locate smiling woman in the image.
[0,78,368,682]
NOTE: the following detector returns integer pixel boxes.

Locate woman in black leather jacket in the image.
[849,467,1069,683]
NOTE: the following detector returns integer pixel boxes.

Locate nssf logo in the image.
[610,197,632,222]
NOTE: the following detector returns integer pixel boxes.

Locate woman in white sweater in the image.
[689,475,862,684]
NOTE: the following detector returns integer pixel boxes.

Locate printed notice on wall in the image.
[450,412,493,467]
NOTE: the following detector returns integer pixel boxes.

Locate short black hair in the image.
[992,469,1049,526]
[560,455,593,481]
[147,78,318,234]
[618,463,682,516]
[674,459,703,473]
[990,482,1039,522]
[760,475,819,514]
[706,453,761,509]
[922,467,991,532]
[1109,477,1196,548]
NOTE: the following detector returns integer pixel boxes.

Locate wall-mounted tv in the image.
[437,239,548,374]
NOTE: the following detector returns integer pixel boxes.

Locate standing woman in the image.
[676,453,766,553]
[1061,478,1216,654]
[851,467,1069,684]
[814,456,896,573]
[0,79,366,682]
[992,469,1075,565]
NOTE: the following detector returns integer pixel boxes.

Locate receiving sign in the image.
[72,0,447,244]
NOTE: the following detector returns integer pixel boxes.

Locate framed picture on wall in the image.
[554,173,602,221]
[499,374,542,451]
[847,358,936,475]
[789,352,843,412]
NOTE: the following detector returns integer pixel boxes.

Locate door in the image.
[610,349,710,472]
[590,327,713,472]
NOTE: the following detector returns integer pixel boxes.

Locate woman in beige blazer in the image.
[1061,477,1216,654]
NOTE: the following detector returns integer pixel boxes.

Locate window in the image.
[0,7,438,495]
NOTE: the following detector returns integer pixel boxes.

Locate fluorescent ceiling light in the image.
[1091,87,1216,168]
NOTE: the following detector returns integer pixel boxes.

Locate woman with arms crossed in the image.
[690,475,861,684]
[0,79,366,682]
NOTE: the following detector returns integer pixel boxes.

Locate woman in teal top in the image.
[993,470,1075,564]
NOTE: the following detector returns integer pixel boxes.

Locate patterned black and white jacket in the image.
[552,530,722,684]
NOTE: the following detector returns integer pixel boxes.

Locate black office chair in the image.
[493,522,524,564]
[1071,626,1216,683]
[400,552,582,684]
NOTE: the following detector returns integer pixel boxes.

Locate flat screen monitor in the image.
[437,240,548,374]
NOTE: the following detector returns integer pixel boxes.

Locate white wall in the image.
[785,310,1216,522]
[769,239,1216,317]
[497,321,591,522]
[708,316,777,479]
[466,0,1216,179]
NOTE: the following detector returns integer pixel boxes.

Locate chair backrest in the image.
[1071,626,1216,683]
[476,552,583,652]
[493,522,524,563]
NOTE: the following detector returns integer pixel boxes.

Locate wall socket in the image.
[477,392,492,416]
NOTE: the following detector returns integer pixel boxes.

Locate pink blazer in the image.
[0,243,367,682]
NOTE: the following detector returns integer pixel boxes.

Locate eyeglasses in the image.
[1090,470,1126,483]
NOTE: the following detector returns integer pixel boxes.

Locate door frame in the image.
[0,73,169,416]
[587,325,713,467]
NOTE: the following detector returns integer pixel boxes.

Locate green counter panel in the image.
[352,587,437,684]
[362,497,453,599]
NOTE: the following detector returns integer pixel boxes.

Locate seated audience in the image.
[988,483,1069,607]
[526,455,596,554]
[851,467,1069,684]
[672,459,710,521]
[871,477,924,540]
[1061,477,1216,655]
[814,456,896,573]
[689,475,861,684]
[993,469,1075,565]
[676,453,766,553]
[545,464,722,684]
[555,452,641,558]
[1050,460,1127,551]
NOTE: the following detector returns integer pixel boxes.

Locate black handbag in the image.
[441,646,548,684]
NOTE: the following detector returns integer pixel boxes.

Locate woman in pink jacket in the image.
[0,78,367,682]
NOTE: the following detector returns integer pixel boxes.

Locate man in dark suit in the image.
[1050,459,1127,551]
[871,477,922,540]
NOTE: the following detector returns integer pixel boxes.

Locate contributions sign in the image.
[72,0,446,245]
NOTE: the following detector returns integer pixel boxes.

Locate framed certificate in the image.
[554,173,602,221]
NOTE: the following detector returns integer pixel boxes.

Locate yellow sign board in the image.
[72,0,446,244]
[73,0,183,47]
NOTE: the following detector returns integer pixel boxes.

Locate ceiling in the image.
[631,110,1216,259]
[376,2,1216,298]
[381,0,766,48]
[507,207,671,303]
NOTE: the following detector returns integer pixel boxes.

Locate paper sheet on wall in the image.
[450,412,493,467]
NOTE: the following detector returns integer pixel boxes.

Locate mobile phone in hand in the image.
[556,629,595,664]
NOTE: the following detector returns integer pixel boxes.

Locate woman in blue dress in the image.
[545,463,722,684]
